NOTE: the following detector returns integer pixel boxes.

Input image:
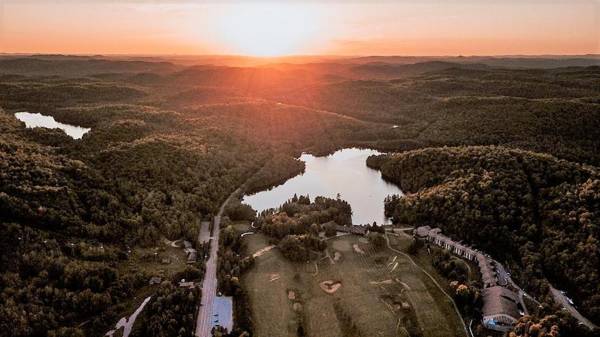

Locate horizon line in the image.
[2,52,600,59]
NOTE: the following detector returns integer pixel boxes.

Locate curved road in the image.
[195,187,242,337]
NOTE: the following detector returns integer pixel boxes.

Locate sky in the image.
[0,0,599,56]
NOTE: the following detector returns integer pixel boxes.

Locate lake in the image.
[15,112,90,139]
[242,148,403,225]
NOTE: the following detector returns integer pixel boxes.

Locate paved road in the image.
[550,286,598,330]
[195,188,242,337]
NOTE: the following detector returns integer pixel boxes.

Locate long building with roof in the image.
[414,226,521,332]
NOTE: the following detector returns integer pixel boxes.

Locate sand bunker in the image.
[333,251,342,262]
[287,290,296,300]
[395,279,412,291]
[352,244,365,255]
[320,280,342,294]
[387,256,397,266]
[370,279,394,285]
[252,245,275,258]
[293,302,303,312]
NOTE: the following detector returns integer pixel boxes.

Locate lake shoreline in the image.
[242,148,404,225]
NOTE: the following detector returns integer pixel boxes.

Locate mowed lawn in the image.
[241,233,466,337]
[242,233,301,337]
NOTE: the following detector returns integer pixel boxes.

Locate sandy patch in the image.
[369,279,394,285]
[293,302,303,312]
[352,244,365,255]
[252,245,276,258]
[319,280,342,294]
[288,290,296,300]
[387,255,397,266]
[394,279,412,291]
[333,251,342,262]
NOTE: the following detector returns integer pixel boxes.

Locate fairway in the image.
[241,233,466,337]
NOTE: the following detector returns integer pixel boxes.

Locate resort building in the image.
[481,286,521,332]
[414,226,521,332]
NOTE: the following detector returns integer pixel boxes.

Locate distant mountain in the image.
[350,61,489,79]
[459,57,600,69]
[345,55,600,69]
[0,56,179,76]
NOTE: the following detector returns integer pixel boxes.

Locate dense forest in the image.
[369,146,600,335]
[0,101,241,336]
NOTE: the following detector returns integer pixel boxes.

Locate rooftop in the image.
[481,286,520,319]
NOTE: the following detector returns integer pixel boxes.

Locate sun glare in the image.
[215,3,322,57]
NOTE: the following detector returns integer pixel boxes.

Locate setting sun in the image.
[214,3,323,56]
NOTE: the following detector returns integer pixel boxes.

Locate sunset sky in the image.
[1,0,599,56]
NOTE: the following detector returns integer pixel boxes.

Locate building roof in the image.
[415,226,432,237]
[482,286,520,320]
[477,254,497,286]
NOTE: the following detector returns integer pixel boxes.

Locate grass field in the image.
[241,232,466,337]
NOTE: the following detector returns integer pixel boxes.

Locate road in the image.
[106,296,152,337]
[550,286,598,330]
[195,187,243,337]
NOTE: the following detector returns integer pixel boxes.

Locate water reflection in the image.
[243,148,403,225]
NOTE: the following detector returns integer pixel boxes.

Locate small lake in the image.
[15,112,90,139]
[242,148,404,225]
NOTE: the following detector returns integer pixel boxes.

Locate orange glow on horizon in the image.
[0,1,598,56]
